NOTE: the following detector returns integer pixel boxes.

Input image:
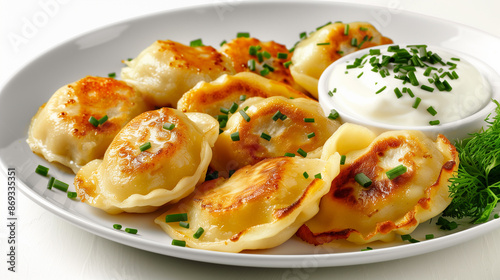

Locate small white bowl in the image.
[318,45,500,141]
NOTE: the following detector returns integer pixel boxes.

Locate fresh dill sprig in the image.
[443,100,500,223]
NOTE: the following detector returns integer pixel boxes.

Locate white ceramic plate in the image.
[1,1,500,268]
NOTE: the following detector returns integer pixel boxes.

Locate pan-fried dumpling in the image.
[219,37,306,93]
[27,76,150,173]
[177,72,311,118]
[155,154,341,253]
[290,22,393,97]
[74,108,219,214]
[210,96,341,176]
[297,124,459,245]
[121,40,236,108]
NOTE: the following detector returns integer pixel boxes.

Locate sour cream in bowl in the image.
[318,44,500,140]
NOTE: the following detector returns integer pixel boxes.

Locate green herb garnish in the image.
[443,100,500,223]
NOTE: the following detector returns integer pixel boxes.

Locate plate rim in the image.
[1,0,500,268]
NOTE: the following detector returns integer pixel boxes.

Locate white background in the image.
[1,0,500,279]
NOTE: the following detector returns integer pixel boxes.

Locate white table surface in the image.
[1,0,499,279]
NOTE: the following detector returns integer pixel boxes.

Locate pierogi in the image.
[121,40,236,108]
[219,37,306,93]
[74,108,219,214]
[297,123,459,245]
[177,72,311,118]
[290,22,393,97]
[155,154,340,253]
[27,76,150,173]
[210,96,341,176]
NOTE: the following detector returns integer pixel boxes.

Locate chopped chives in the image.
[125,228,137,234]
[357,72,364,78]
[447,61,457,70]
[53,179,69,192]
[239,94,247,101]
[284,152,296,157]
[98,115,108,125]
[220,107,230,114]
[412,97,422,109]
[277,52,288,59]
[247,59,256,71]
[427,106,438,116]
[406,88,414,98]
[89,116,99,127]
[354,173,372,188]
[307,132,316,139]
[229,102,239,114]
[108,72,116,78]
[263,63,275,72]
[193,227,205,239]
[407,71,419,86]
[351,38,358,47]
[375,86,386,94]
[423,67,434,76]
[262,51,272,59]
[231,131,240,141]
[297,148,308,157]
[47,177,55,189]
[139,142,151,152]
[163,123,175,130]
[314,173,322,179]
[425,234,434,240]
[260,68,270,76]
[369,49,381,55]
[67,191,78,199]
[401,234,411,241]
[443,80,452,91]
[249,45,259,56]
[361,247,373,251]
[217,114,228,123]
[272,110,284,121]
[340,155,346,165]
[237,32,250,38]
[344,24,349,35]
[386,165,407,180]
[239,110,251,122]
[304,118,315,123]
[316,21,332,30]
[450,57,460,61]
[113,224,122,230]
[303,172,309,179]
[190,38,203,47]
[421,85,435,92]
[35,165,49,176]
[283,61,292,68]
[171,239,186,247]
[317,42,330,46]
[165,213,188,223]
[401,234,420,243]
[394,87,402,98]
[429,120,440,126]
[220,40,227,46]
[328,109,339,120]
[260,132,272,141]
[257,52,264,63]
